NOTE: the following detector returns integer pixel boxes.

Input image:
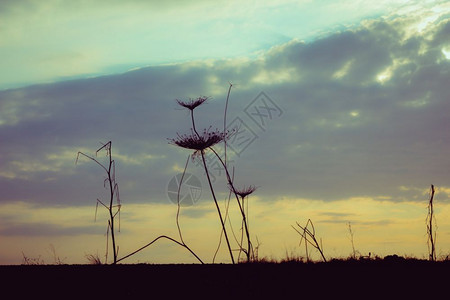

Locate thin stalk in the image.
[116,154,203,264]
[191,110,200,138]
[76,141,120,265]
[200,150,235,264]
[220,83,253,261]
[223,83,233,167]
[348,222,356,259]
[107,151,118,264]
[292,220,327,262]
[213,168,236,263]
[187,105,234,263]
[238,202,245,262]
[176,155,190,244]
[209,147,253,261]
[427,184,436,261]
[243,195,251,261]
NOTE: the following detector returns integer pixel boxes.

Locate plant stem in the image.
[188,106,234,263]
[209,147,253,261]
[76,141,119,265]
[427,184,436,261]
[191,110,200,138]
[105,145,118,264]
[220,83,253,261]
[176,155,190,244]
[201,150,235,264]
[223,83,233,167]
[115,154,204,265]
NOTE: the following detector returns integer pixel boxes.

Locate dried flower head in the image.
[176,96,209,110]
[233,185,257,198]
[169,127,232,152]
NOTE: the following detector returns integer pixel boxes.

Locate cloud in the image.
[1,9,450,210]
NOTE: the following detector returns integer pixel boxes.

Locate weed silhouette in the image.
[76,141,121,264]
[170,84,258,263]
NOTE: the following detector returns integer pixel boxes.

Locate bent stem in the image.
[117,235,203,264]
[117,154,203,264]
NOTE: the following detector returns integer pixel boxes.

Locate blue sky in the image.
[1,0,416,90]
[1,0,450,264]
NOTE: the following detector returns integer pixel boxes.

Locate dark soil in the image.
[1,258,449,298]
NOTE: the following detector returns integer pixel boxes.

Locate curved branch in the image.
[116,235,204,264]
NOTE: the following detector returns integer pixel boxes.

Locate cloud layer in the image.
[1,9,450,213]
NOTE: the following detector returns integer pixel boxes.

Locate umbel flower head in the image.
[169,127,233,152]
[233,185,257,198]
[176,96,208,110]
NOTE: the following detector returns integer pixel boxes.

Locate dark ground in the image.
[1,257,449,298]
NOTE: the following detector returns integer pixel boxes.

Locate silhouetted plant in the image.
[347,222,359,259]
[77,144,204,265]
[21,252,45,265]
[426,184,436,262]
[76,141,121,264]
[292,219,327,262]
[85,253,102,265]
[170,95,236,263]
[48,244,66,265]
[201,84,257,263]
[169,84,259,264]
[207,149,256,262]
[216,83,256,262]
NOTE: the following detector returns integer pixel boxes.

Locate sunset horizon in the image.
[1,0,450,265]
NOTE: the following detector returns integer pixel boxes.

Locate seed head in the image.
[169,127,233,152]
[176,96,208,110]
[233,185,257,198]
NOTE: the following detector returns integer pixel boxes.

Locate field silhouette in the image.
[2,257,449,298]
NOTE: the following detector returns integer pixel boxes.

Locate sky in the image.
[1,0,450,264]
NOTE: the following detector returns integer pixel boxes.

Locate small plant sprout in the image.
[76,141,121,264]
[292,219,327,262]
